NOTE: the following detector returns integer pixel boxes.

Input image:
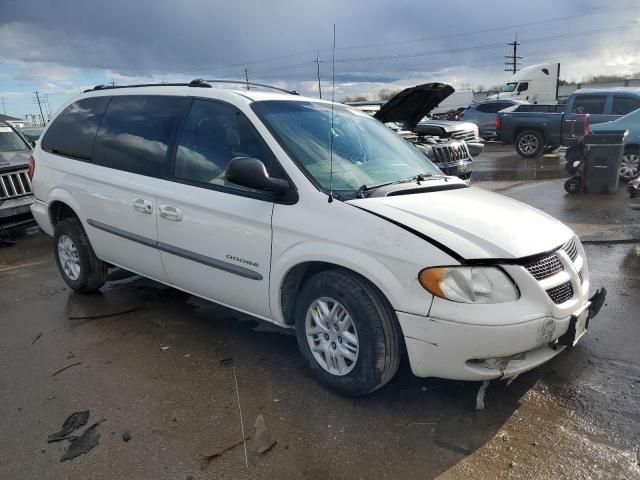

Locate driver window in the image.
[174,99,275,189]
[517,82,529,93]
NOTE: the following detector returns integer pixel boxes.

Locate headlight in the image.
[419,266,519,304]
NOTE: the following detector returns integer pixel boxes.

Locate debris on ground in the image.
[220,357,233,365]
[68,305,145,321]
[60,423,100,462]
[476,380,490,410]
[51,361,82,378]
[254,415,277,454]
[31,333,42,345]
[433,439,471,455]
[48,411,90,443]
[160,346,170,351]
[200,435,252,469]
[122,430,131,442]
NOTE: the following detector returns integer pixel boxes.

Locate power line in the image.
[205,5,636,72]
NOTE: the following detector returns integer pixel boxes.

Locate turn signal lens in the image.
[27,155,35,180]
[419,266,519,304]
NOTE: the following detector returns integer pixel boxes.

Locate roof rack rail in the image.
[201,79,299,95]
[83,79,298,95]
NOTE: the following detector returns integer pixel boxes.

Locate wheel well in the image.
[49,201,78,226]
[279,261,395,326]
[515,126,545,143]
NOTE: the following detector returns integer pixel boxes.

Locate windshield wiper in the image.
[357,173,441,198]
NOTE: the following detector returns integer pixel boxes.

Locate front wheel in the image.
[294,270,401,397]
[53,218,108,293]
[515,130,545,158]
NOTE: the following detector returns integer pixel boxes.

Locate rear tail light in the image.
[583,114,590,136]
[27,155,35,180]
[496,116,502,130]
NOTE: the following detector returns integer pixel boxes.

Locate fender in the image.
[269,241,431,326]
[46,187,86,226]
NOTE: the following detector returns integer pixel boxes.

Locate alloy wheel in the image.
[305,297,359,376]
[57,235,81,281]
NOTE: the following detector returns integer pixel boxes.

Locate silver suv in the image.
[0,122,34,231]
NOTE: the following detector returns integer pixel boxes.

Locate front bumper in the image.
[0,194,33,219]
[397,289,606,381]
[466,141,484,157]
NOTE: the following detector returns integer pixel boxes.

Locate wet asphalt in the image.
[0,144,638,479]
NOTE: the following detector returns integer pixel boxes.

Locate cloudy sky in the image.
[1,0,639,120]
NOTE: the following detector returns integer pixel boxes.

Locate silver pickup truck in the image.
[0,122,35,231]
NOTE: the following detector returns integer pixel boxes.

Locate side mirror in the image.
[30,140,36,147]
[225,157,289,195]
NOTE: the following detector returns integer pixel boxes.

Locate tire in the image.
[515,130,545,158]
[53,218,108,293]
[294,269,401,397]
[619,149,640,181]
[564,177,581,194]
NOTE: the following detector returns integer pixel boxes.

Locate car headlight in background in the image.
[471,124,479,138]
[419,266,519,304]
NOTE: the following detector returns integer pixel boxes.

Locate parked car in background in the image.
[0,122,35,231]
[19,127,44,146]
[497,88,640,158]
[349,84,476,180]
[30,81,605,396]
[460,99,529,139]
[581,107,640,181]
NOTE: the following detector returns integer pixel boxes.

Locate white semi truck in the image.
[487,62,561,104]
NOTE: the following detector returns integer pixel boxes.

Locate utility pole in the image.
[505,33,522,74]
[244,68,250,90]
[33,91,46,126]
[44,93,53,121]
[1,97,6,115]
[314,52,324,99]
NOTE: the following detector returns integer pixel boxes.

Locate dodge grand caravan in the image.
[30,81,606,396]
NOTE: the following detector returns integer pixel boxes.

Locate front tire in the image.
[53,218,108,293]
[294,270,401,397]
[515,130,545,158]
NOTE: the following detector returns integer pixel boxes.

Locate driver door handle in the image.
[159,204,183,222]
[132,197,153,214]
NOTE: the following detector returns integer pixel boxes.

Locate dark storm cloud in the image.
[0,0,638,86]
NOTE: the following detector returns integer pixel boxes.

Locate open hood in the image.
[373,83,455,130]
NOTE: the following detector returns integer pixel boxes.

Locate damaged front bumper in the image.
[397,288,607,381]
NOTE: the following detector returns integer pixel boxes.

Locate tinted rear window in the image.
[572,95,606,115]
[41,96,110,159]
[92,95,188,177]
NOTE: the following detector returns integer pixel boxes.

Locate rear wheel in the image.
[515,130,545,158]
[54,218,108,293]
[619,150,640,181]
[294,270,401,397]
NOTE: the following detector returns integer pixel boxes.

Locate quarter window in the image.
[92,95,187,177]
[173,99,276,190]
[612,96,640,116]
[41,96,110,159]
[572,96,606,114]
[517,82,529,93]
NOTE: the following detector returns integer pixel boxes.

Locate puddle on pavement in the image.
[472,155,566,182]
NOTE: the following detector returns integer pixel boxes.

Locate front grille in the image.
[546,282,574,304]
[563,238,578,261]
[430,142,470,166]
[451,130,476,142]
[0,169,32,200]
[524,254,563,280]
[523,236,586,305]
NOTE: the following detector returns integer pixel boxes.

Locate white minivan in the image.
[29,81,605,396]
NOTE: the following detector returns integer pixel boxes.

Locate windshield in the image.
[252,100,441,195]
[0,126,29,152]
[504,82,517,93]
